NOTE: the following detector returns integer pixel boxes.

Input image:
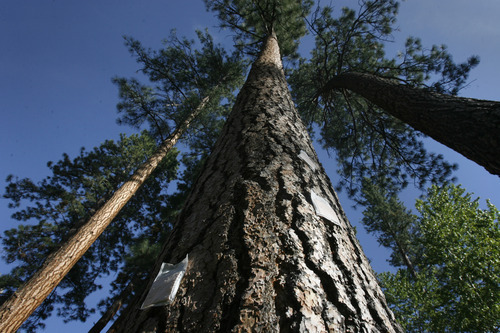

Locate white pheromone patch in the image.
[298,150,318,171]
[310,191,340,225]
[141,254,189,309]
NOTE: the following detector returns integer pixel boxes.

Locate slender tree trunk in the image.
[321,72,500,176]
[109,34,401,332]
[0,97,208,333]
[88,281,135,333]
[391,233,418,280]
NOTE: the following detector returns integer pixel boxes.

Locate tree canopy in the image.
[204,0,314,58]
[289,0,479,199]
[113,29,246,146]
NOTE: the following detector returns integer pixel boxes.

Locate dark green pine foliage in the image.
[113,29,246,148]
[1,132,179,332]
[204,0,314,59]
[112,29,246,196]
[358,179,421,277]
[288,0,479,198]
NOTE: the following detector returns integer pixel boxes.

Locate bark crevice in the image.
[217,182,253,332]
[293,219,355,330]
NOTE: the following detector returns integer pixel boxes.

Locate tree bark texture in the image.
[322,72,500,176]
[110,35,401,333]
[0,98,207,333]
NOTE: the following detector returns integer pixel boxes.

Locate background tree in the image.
[358,179,420,278]
[113,29,245,145]
[319,72,500,176]
[0,132,179,332]
[378,184,500,332]
[0,93,214,332]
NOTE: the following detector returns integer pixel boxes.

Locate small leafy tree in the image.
[379,184,500,332]
[359,179,420,278]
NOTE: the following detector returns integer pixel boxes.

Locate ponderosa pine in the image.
[109,33,402,333]
[320,72,500,176]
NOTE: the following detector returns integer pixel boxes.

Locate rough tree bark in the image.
[321,72,500,176]
[0,97,208,333]
[109,34,401,332]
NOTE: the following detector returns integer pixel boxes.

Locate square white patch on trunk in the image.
[298,150,318,171]
[141,254,189,309]
[310,191,340,225]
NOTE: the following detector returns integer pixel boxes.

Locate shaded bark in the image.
[0,98,208,333]
[110,34,401,332]
[322,72,500,176]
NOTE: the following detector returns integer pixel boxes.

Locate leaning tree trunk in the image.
[0,96,209,333]
[321,72,500,176]
[110,34,401,332]
[89,281,135,333]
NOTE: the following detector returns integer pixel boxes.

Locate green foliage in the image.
[396,36,480,95]
[360,179,420,273]
[113,29,246,146]
[1,132,179,332]
[379,184,500,332]
[288,0,478,198]
[204,0,314,58]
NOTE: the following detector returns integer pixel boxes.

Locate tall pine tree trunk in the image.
[322,72,500,176]
[110,34,401,332]
[0,97,208,333]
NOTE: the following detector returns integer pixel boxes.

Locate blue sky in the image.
[1,0,499,331]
